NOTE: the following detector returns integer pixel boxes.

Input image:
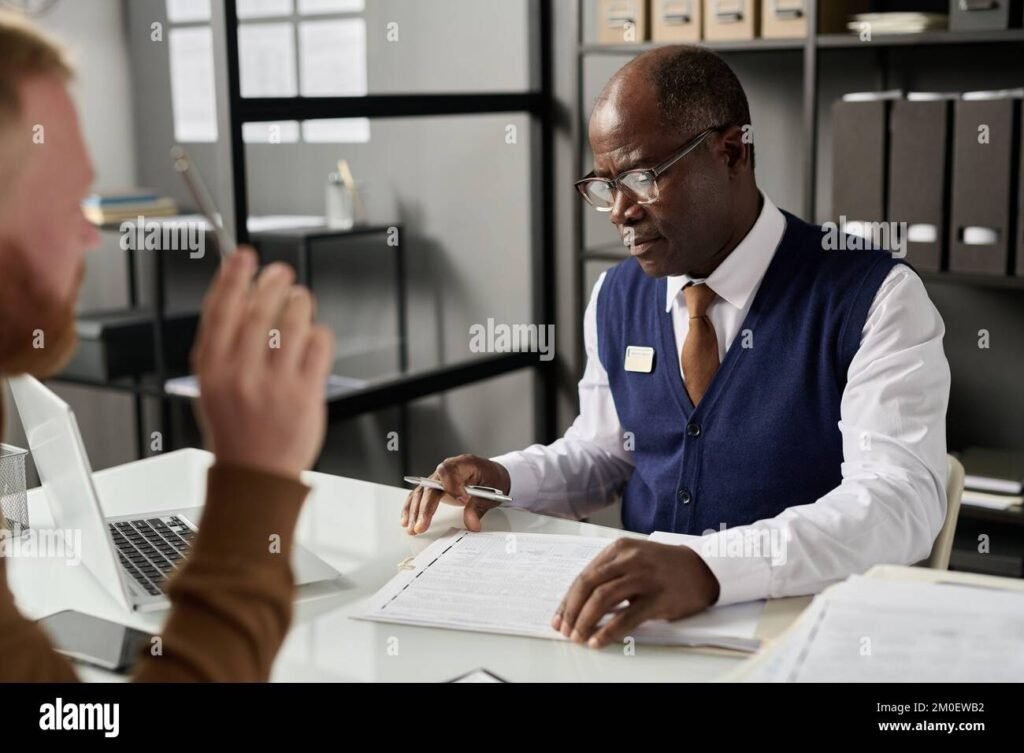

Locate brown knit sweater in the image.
[0,461,310,682]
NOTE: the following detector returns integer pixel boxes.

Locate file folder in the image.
[831,93,900,245]
[651,0,702,41]
[703,0,759,41]
[760,0,806,38]
[949,91,1022,276]
[597,0,650,43]
[888,94,956,272]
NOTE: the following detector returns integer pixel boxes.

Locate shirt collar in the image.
[665,193,786,313]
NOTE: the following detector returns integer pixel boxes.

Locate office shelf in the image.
[236,93,547,123]
[221,0,559,446]
[580,29,1024,56]
[919,271,1024,291]
[579,38,804,56]
[958,503,1024,528]
[817,28,1024,48]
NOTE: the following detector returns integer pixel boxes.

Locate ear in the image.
[717,125,751,174]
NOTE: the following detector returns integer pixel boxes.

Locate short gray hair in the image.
[648,46,754,168]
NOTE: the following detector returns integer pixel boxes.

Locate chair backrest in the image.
[924,455,964,570]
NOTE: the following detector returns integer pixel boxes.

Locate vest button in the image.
[686,422,701,438]
[678,488,692,504]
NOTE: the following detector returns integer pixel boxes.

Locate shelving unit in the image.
[222,0,558,445]
[574,1,1024,345]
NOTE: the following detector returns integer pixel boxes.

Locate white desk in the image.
[7,449,808,682]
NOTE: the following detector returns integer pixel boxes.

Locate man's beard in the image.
[0,240,82,378]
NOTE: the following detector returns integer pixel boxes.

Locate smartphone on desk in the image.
[37,609,156,675]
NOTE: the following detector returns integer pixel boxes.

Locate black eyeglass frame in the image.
[574,126,724,211]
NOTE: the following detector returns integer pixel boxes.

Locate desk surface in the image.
[8,449,807,682]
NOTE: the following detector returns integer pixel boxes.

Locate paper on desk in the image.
[357,529,764,652]
[740,576,1024,682]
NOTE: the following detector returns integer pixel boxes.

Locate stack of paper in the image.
[847,12,948,34]
[960,447,1024,510]
[358,529,764,652]
[737,576,1024,682]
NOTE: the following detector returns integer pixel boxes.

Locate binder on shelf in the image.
[948,0,1023,32]
[949,90,1022,276]
[651,0,702,41]
[597,0,650,44]
[887,93,957,272]
[831,92,901,247]
[703,0,759,41]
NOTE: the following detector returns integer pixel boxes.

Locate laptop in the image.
[9,375,340,612]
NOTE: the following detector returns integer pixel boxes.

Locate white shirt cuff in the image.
[489,452,542,512]
[679,530,773,605]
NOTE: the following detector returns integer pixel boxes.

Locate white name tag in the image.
[624,346,655,373]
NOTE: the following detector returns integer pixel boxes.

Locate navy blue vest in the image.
[597,211,903,535]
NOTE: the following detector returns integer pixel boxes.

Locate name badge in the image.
[624,346,655,373]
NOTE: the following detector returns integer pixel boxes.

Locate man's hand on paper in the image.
[552,539,721,649]
[401,454,510,535]
[192,248,335,480]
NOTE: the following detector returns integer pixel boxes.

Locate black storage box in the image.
[61,308,199,381]
[950,0,1023,31]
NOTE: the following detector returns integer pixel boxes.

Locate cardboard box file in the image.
[597,0,650,43]
[651,0,702,41]
[703,0,759,41]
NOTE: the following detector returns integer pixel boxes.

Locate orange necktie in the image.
[681,283,720,406]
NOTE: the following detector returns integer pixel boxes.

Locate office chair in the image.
[922,455,965,570]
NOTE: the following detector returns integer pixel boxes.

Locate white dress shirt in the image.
[492,194,951,605]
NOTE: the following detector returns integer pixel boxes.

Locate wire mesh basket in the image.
[0,443,29,536]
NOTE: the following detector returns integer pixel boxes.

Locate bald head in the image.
[593,45,754,167]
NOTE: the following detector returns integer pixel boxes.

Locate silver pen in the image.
[170,145,237,260]
[403,476,513,505]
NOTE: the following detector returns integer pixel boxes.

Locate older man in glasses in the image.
[402,46,950,648]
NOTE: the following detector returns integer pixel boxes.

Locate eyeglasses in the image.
[575,126,720,212]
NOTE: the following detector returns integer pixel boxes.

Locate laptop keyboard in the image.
[108,516,195,596]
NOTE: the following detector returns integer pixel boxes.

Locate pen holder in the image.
[0,444,29,536]
[326,173,356,230]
